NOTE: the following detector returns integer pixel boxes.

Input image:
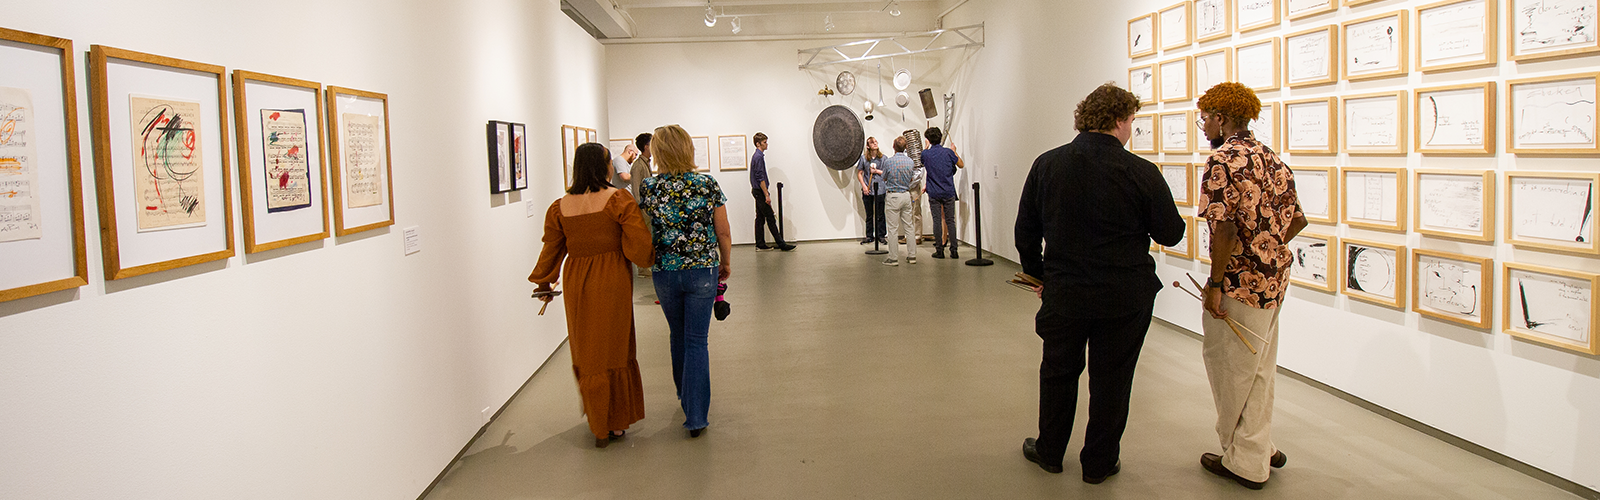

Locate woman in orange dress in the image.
[530,142,654,448]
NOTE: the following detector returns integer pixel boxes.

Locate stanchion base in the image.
[866,250,888,255]
[964,258,994,266]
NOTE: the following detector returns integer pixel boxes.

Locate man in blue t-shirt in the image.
[749,132,794,251]
[920,127,964,259]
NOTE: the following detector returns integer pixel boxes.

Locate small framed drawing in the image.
[1503,262,1600,354]
[1284,97,1338,154]
[1164,215,1196,258]
[1196,110,1216,153]
[560,125,596,182]
[1293,166,1339,224]
[1160,1,1194,51]
[1287,232,1338,292]
[1195,217,1214,264]
[1342,238,1409,308]
[1161,163,1194,206]
[1158,57,1193,104]
[1251,101,1280,152]
[1193,47,1233,95]
[1285,25,1339,88]
[1504,171,1600,254]
[718,135,748,171]
[1342,91,1409,155]
[1416,0,1497,72]
[1235,37,1281,92]
[1194,163,1211,203]
[1130,65,1157,107]
[1414,170,1495,241]
[1508,0,1600,62]
[1343,10,1410,82]
[609,138,632,156]
[89,45,234,280]
[1287,0,1337,20]
[1131,114,1159,153]
[511,123,528,190]
[326,86,395,236]
[1347,0,1387,5]
[0,27,88,301]
[1507,73,1600,155]
[1412,248,1493,328]
[1342,167,1408,232]
[1236,0,1280,33]
[1194,0,1232,43]
[232,70,329,254]
[1130,12,1157,59]
[487,120,512,194]
[692,136,712,172]
[1415,82,1496,155]
[1159,111,1194,153]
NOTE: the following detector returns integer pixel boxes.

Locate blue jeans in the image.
[653,267,717,430]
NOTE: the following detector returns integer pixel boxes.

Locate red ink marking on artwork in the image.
[279,171,290,189]
[269,112,281,121]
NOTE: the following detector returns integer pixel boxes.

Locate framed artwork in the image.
[1160,1,1194,51]
[1287,232,1338,292]
[89,45,233,280]
[1342,166,1408,232]
[1284,97,1338,154]
[1413,248,1494,328]
[1503,262,1600,354]
[1504,171,1600,254]
[1159,111,1194,153]
[1342,91,1409,155]
[1507,0,1600,62]
[0,27,87,301]
[1164,215,1196,258]
[231,70,329,254]
[1285,25,1339,88]
[1195,216,1214,264]
[1131,114,1159,153]
[1158,57,1193,103]
[719,135,748,171]
[1196,112,1215,153]
[511,123,528,190]
[1287,0,1338,20]
[1343,10,1411,82]
[1507,73,1600,155]
[1195,0,1232,43]
[487,120,512,194]
[1194,162,1210,204]
[326,86,394,237]
[1251,101,1280,152]
[1161,162,1195,206]
[1415,82,1496,155]
[1130,13,1158,59]
[560,125,597,184]
[1236,0,1280,33]
[1130,65,1157,107]
[1414,169,1496,241]
[1416,0,1497,72]
[609,138,632,156]
[1342,237,1409,308]
[692,135,711,172]
[1235,37,1281,92]
[1293,165,1339,224]
[1193,47,1234,95]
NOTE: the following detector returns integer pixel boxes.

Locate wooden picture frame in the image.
[1413,248,1494,328]
[1503,261,1600,355]
[1415,82,1496,155]
[1131,12,1158,59]
[1235,0,1280,33]
[1284,97,1338,154]
[89,45,234,280]
[1193,47,1234,95]
[1288,231,1339,292]
[1416,0,1498,72]
[1235,37,1281,92]
[325,86,395,237]
[1194,0,1233,43]
[1347,0,1386,5]
[1287,0,1338,20]
[1293,165,1339,224]
[1131,114,1159,153]
[1159,111,1195,153]
[231,70,330,254]
[1414,169,1495,241]
[1164,215,1196,258]
[1286,24,1340,88]
[560,124,597,183]
[692,135,712,172]
[511,123,528,190]
[1158,56,1194,103]
[1507,73,1600,155]
[1342,166,1409,232]
[718,134,748,171]
[1341,90,1409,155]
[1342,237,1409,308]
[1195,216,1213,264]
[1130,64,1157,107]
[1251,101,1280,152]
[1160,1,1195,51]
[1343,10,1411,82]
[1161,162,1195,206]
[1194,162,1211,205]
[487,121,512,194]
[1504,171,1600,254]
[0,27,87,301]
[1507,0,1600,62]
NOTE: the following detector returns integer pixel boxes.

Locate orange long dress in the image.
[529,190,654,439]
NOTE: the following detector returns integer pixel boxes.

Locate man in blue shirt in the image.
[880,136,918,265]
[749,132,794,251]
[920,127,963,259]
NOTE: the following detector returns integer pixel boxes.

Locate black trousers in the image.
[1034,302,1153,476]
[752,188,785,247]
[930,196,957,248]
[861,194,886,239]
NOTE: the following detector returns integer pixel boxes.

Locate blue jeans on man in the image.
[652,267,717,430]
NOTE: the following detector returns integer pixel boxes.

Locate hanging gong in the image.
[836,71,856,96]
[813,104,865,171]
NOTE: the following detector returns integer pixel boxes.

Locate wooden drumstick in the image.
[1183,274,1269,344]
[1174,279,1258,354]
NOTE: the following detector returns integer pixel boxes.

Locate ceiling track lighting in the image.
[823,14,835,32]
[731,16,741,34]
[704,2,717,27]
[886,0,901,17]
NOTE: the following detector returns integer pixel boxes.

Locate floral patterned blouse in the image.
[1198,131,1303,309]
[639,172,727,271]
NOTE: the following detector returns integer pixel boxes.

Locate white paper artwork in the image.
[1131,116,1156,151]
[1419,0,1488,67]
[1417,173,1485,233]
[1162,164,1189,203]
[1161,114,1190,150]
[1238,0,1276,29]
[1196,0,1229,39]
[1131,16,1155,54]
[1509,268,1593,343]
[1287,101,1331,149]
[692,136,710,170]
[1513,78,1597,147]
[1511,176,1594,243]
[1287,30,1332,83]
[1512,0,1599,57]
[719,136,746,170]
[1419,88,1487,147]
[1130,67,1156,103]
[1346,243,1398,298]
[342,113,385,208]
[1237,42,1276,89]
[0,86,41,242]
[1196,221,1213,257]
[1195,52,1229,94]
[1346,171,1400,223]
[1417,254,1484,320]
[1251,104,1276,148]
[1288,238,1331,285]
[1295,169,1331,218]
[1160,60,1189,100]
[1345,96,1400,148]
[495,122,511,193]
[1161,6,1189,49]
[1347,15,1404,76]
[1287,0,1334,18]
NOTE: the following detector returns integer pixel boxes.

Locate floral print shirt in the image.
[1198,131,1303,309]
[639,172,727,271]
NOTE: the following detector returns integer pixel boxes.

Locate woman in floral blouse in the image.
[637,124,731,437]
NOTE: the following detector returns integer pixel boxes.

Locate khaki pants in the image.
[910,182,923,241]
[884,192,917,261]
[1201,295,1282,483]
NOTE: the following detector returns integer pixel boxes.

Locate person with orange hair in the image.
[1194,82,1308,489]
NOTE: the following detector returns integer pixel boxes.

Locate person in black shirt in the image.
[1014,83,1186,483]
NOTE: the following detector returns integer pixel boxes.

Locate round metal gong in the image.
[813,104,864,171]
[836,71,856,96]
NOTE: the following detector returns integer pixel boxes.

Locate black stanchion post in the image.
[965,181,994,266]
[777,182,785,244]
[867,181,887,255]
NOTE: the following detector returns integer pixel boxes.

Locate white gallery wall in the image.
[0,0,604,498]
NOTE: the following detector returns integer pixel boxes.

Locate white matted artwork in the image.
[1293,165,1338,224]
[1130,65,1157,106]
[1417,0,1497,72]
[1194,162,1211,203]
[1505,171,1600,254]
[327,87,395,236]
[511,123,528,190]
[1164,215,1195,258]
[1288,232,1337,291]
[1285,97,1337,154]
[1130,13,1157,58]
[1195,217,1214,264]
[609,138,632,157]
[1413,248,1493,328]
[1415,169,1495,241]
[1343,238,1408,308]
[1161,1,1194,51]
[1343,10,1410,82]
[718,135,747,171]
[488,121,512,194]
[1131,114,1158,153]
[1160,111,1194,153]
[1235,37,1281,91]
[1251,101,1279,152]
[692,136,711,172]
[1162,163,1194,206]
[1415,82,1496,154]
[1195,0,1231,43]
[1507,73,1600,154]
[1508,0,1600,62]
[1342,91,1408,154]
[1504,262,1600,354]
[1236,0,1280,33]
[232,70,329,254]
[1286,25,1339,88]
[1342,167,1408,232]
[1158,57,1193,103]
[1193,48,1233,95]
[1287,0,1337,20]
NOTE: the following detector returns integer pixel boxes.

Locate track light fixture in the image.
[731,16,741,34]
[888,0,901,17]
[823,15,835,32]
[704,2,717,27]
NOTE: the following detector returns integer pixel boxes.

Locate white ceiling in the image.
[604,0,956,40]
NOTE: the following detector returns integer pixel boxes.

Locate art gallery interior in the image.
[2,0,1599,498]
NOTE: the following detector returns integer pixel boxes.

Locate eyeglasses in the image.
[1195,112,1212,129]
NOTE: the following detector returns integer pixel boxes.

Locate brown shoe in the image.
[1201,453,1265,490]
[1271,450,1287,468]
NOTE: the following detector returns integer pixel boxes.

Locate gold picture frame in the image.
[1234,37,1281,92]
[1160,1,1195,51]
[1195,216,1213,264]
[1341,90,1409,155]
[1161,162,1195,207]
[1412,248,1494,329]
[231,70,330,253]
[1342,237,1409,309]
[1284,97,1338,154]
[1293,165,1339,224]
[1288,231,1339,292]
[1235,0,1280,33]
[1504,171,1600,255]
[1285,24,1340,88]
[1159,111,1194,153]
[1341,166,1409,232]
[1416,0,1498,73]
[1251,101,1280,152]
[1507,0,1600,62]
[1414,81,1496,155]
[325,86,395,237]
[1342,9,1411,82]
[1413,169,1495,242]
[1503,261,1600,355]
[1194,0,1233,43]
[1131,114,1159,154]
[1192,47,1234,95]
[1506,72,1600,155]
[1164,215,1197,258]
[1158,56,1194,104]
[1130,12,1158,59]
[1287,0,1338,20]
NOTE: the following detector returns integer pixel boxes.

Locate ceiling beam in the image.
[796,23,981,69]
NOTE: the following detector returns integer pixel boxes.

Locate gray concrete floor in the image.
[424,240,1578,499]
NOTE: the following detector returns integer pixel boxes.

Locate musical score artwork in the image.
[1417,0,1497,72]
[511,123,528,190]
[692,136,711,172]
[1161,1,1194,51]
[1158,57,1193,103]
[1164,215,1196,258]
[1251,101,1280,151]
[1508,0,1600,62]
[1286,25,1339,88]
[1507,73,1600,154]
[1287,0,1337,20]
[1285,97,1337,154]
[231,70,331,254]
[1195,0,1232,43]
[719,135,748,171]
[1503,262,1600,354]
[1194,47,1234,95]
[1132,114,1158,153]
[1342,91,1408,155]
[488,121,512,194]
[1288,232,1338,291]
[1236,0,1280,33]
[1413,248,1494,328]
[1343,10,1410,82]
[1415,82,1496,154]
[1160,111,1194,153]
[1162,162,1195,206]
[1415,169,1496,241]
[1342,166,1409,232]
[1505,171,1600,254]
[1,86,42,243]
[1195,216,1214,264]
[1130,65,1157,107]
[1131,13,1157,59]
[326,87,394,236]
[1343,237,1409,308]
[1235,37,1281,91]
[1294,165,1338,224]
[130,95,208,231]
